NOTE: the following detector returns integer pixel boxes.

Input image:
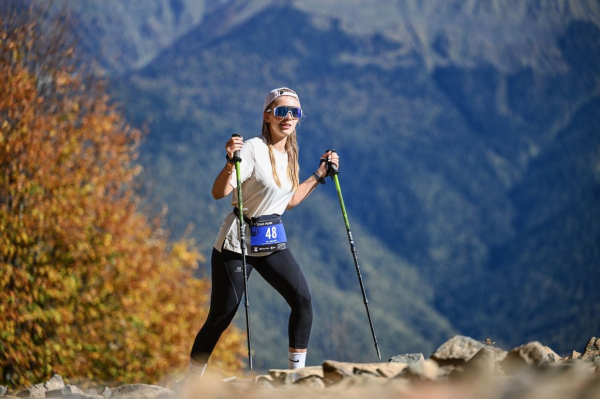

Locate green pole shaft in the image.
[332,172,381,360]
[235,159,253,370]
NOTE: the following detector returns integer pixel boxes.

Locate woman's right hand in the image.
[226,135,244,161]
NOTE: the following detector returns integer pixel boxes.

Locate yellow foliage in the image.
[0,4,245,390]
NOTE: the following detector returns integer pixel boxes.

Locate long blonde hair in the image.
[261,120,300,191]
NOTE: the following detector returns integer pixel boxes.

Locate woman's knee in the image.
[294,289,312,312]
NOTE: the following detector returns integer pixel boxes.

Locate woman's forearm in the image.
[287,173,321,209]
[212,163,235,200]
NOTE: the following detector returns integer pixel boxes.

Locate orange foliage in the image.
[0,3,245,389]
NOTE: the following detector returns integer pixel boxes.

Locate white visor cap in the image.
[263,87,301,112]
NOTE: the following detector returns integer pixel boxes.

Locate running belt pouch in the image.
[234,208,288,253]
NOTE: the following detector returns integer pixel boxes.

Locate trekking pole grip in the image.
[325,149,339,178]
[231,133,242,163]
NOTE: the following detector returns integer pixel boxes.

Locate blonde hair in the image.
[261,120,300,191]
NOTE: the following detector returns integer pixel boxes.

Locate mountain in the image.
[53,0,600,370]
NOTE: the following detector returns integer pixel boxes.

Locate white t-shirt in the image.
[213,135,295,256]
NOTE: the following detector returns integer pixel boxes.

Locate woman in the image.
[188,87,339,378]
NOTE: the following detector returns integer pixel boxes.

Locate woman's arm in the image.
[287,150,339,209]
[212,163,235,199]
[212,136,244,200]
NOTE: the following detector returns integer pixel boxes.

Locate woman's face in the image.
[264,96,301,141]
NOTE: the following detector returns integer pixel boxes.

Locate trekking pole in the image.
[231,133,253,370]
[325,150,381,360]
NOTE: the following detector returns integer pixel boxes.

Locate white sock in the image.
[189,361,207,378]
[288,352,306,369]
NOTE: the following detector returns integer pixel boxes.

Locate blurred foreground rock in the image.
[3,336,599,399]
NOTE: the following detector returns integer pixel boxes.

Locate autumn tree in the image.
[0,2,245,389]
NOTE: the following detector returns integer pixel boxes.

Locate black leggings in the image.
[190,247,313,364]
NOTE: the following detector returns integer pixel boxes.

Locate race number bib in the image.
[250,216,287,253]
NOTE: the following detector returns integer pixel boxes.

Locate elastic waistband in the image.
[233,208,282,225]
[233,207,252,225]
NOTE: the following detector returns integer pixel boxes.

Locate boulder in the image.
[581,337,600,361]
[322,361,409,383]
[16,387,45,399]
[252,376,275,390]
[430,336,486,366]
[389,353,424,364]
[293,375,326,388]
[544,346,562,363]
[42,376,65,392]
[565,350,582,362]
[16,375,65,398]
[501,341,556,372]
[46,385,85,397]
[465,346,507,374]
[268,366,323,385]
[106,385,173,398]
[253,375,273,383]
[394,359,441,381]
[1,386,7,396]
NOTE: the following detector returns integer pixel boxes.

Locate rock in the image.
[501,341,556,372]
[544,346,562,363]
[46,385,85,397]
[269,366,323,385]
[592,356,600,371]
[373,363,411,378]
[16,387,44,398]
[394,359,441,381]
[43,376,65,393]
[389,353,424,364]
[430,335,486,366]
[100,388,111,399]
[465,346,507,375]
[220,377,254,390]
[581,337,600,361]
[565,350,582,362]
[328,374,382,389]
[253,375,273,383]
[322,361,409,383]
[1,386,7,396]
[253,375,275,390]
[16,375,67,398]
[106,385,173,398]
[293,375,326,388]
[83,390,98,396]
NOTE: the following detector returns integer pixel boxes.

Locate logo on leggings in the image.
[235,266,242,273]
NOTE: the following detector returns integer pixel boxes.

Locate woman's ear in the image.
[263,112,270,123]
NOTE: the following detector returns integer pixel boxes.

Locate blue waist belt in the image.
[233,208,287,253]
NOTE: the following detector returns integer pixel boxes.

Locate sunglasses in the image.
[265,106,303,119]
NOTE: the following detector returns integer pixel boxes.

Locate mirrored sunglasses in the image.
[266,106,303,119]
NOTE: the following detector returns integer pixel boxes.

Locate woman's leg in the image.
[189,248,254,365]
[254,248,312,367]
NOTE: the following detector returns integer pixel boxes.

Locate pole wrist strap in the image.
[312,171,326,185]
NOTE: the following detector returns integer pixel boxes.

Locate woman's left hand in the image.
[317,150,339,178]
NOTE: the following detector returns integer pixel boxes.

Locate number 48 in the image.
[265,226,277,239]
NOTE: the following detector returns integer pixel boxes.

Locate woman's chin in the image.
[274,129,294,138]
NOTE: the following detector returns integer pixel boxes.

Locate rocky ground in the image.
[2,336,599,399]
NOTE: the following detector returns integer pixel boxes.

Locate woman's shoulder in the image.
[246,135,266,146]
[245,135,268,152]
